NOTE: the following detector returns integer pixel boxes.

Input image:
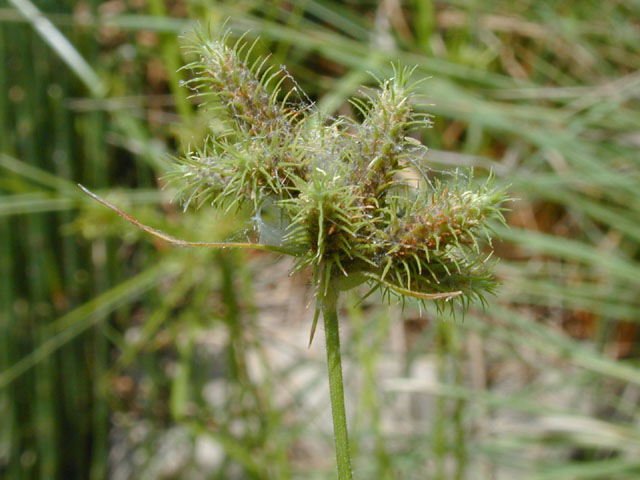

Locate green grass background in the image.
[1,0,639,479]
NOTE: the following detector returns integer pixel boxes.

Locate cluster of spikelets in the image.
[168,27,508,310]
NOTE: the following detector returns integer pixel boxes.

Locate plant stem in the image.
[321,280,354,480]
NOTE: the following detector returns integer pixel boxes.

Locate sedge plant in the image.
[80,26,508,479]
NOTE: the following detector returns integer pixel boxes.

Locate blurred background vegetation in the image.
[1,0,640,479]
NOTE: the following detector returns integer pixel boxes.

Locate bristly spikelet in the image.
[347,65,429,204]
[370,171,507,303]
[181,28,300,136]
[169,26,509,310]
[167,27,312,210]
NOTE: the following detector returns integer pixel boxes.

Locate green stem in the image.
[321,280,354,480]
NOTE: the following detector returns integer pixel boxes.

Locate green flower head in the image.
[166,26,508,311]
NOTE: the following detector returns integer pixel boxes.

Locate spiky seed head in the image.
[170,26,509,310]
